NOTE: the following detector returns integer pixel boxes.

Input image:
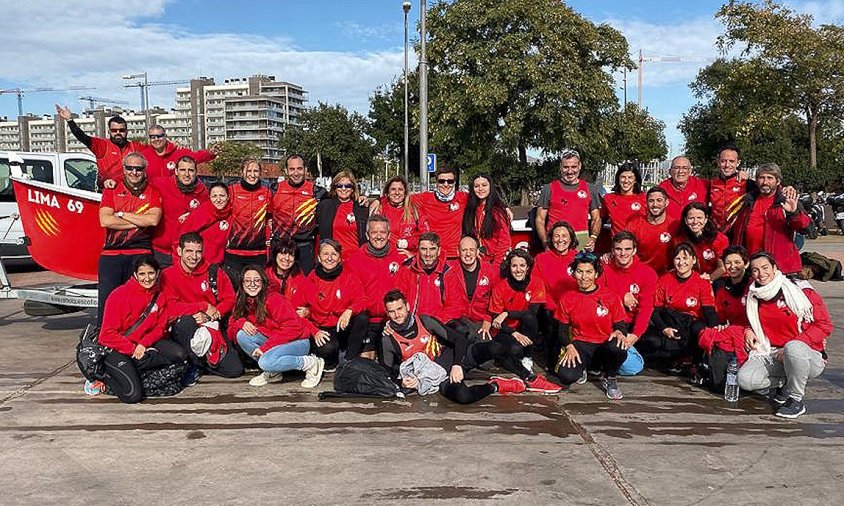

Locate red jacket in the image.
[98,277,170,355]
[658,176,709,222]
[534,248,577,310]
[139,142,216,180]
[100,181,163,255]
[475,202,511,266]
[441,260,498,323]
[731,188,810,275]
[228,292,315,352]
[709,175,748,233]
[754,284,833,353]
[227,182,272,256]
[177,200,231,264]
[270,179,325,243]
[151,176,209,254]
[396,255,453,319]
[599,258,657,337]
[88,136,145,185]
[411,191,469,257]
[489,275,546,330]
[346,245,405,321]
[266,266,315,310]
[160,259,235,318]
[306,267,369,327]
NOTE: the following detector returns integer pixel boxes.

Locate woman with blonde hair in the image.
[317,170,369,260]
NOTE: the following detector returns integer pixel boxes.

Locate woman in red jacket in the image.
[265,237,315,315]
[738,252,833,419]
[306,239,371,368]
[674,202,729,279]
[178,181,232,264]
[553,252,628,400]
[88,255,187,403]
[379,176,426,257]
[462,174,511,266]
[637,242,718,373]
[231,266,324,388]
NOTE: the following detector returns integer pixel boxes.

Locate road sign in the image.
[426,153,436,173]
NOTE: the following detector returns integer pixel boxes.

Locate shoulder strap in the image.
[209,264,220,303]
[123,291,161,337]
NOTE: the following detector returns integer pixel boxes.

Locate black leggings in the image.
[101,339,187,404]
[311,313,371,367]
[465,339,532,380]
[97,253,146,325]
[439,380,496,405]
[169,316,244,378]
[637,308,706,364]
[554,340,628,385]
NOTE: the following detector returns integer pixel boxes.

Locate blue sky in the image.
[2,0,843,157]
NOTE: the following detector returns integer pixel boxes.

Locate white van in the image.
[0,151,98,258]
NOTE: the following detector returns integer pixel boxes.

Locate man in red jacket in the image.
[346,215,405,358]
[161,232,243,379]
[150,156,209,267]
[56,104,144,189]
[441,236,498,341]
[396,232,455,320]
[708,145,752,234]
[139,125,219,179]
[731,163,809,275]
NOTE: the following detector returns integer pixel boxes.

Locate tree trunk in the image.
[807,107,818,170]
[518,143,530,206]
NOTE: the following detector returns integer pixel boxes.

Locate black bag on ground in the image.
[141,362,188,397]
[318,357,403,399]
[76,324,107,381]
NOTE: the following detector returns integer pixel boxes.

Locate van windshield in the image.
[0,158,54,202]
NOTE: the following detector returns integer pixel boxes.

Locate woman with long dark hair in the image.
[232,265,323,388]
[266,237,315,315]
[462,174,511,266]
[598,163,645,252]
[317,170,369,261]
[674,202,729,279]
[379,176,427,256]
[178,180,232,264]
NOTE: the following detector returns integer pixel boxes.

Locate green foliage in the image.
[606,103,668,165]
[209,141,263,177]
[278,102,378,179]
[367,74,421,180]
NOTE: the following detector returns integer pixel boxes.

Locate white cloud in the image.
[0,0,406,116]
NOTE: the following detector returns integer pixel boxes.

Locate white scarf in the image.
[745,271,814,357]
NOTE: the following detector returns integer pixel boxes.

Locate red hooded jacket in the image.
[177,200,231,264]
[160,259,235,318]
[228,292,316,352]
[396,255,453,319]
[346,245,404,322]
[98,277,170,355]
[441,260,498,323]
[151,176,209,254]
[599,258,657,337]
[306,267,369,327]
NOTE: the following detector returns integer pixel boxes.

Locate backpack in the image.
[75,324,107,381]
[318,357,404,399]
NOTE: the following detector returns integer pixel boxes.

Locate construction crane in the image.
[122,74,190,130]
[78,95,130,109]
[633,49,715,108]
[0,86,95,116]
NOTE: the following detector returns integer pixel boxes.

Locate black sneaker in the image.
[771,387,787,406]
[180,366,202,387]
[775,398,806,419]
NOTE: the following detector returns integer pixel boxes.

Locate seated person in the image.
[266,237,315,315]
[441,235,498,342]
[230,266,324,388]
[88,255,187,403]
[380,289,530,403]
[396,232,455,320]
[161,232,243,380]
[738,252,833,419]
[553,252,628,400]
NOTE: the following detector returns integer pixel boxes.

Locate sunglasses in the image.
[110,128,127,133]
[574,251,597,261]
[124,165,146,173]
[437,178,456,185]
[149,133,166,139]
[335,183,354,189]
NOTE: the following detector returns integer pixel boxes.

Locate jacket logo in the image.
[776,298,787,309]
[139,194,147,200]
[201,281,209,292]
[219,220,229,231]
[577,190,588,199]
[686,297,698,307]
[741,296,747,306]
[449,202,459,212]
[346,213,356,224]
[389,262,399,274]
[189,199,200,209]
[151,303,158,313]
[631,202,642,211]
[525,292,532,302]
[688,192,698,201]
[258,195,265,201]
[702,248,715,260]
[336,289,342,299]
[732,186,741,192]
[167,161,176,170]
[659,232,671,243]
[629,283,640,294]
[596,305,608,317]
[478,276,489,286]
[434,278,441,287]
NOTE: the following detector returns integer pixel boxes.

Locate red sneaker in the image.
[489,376,526,395]
[525,375,564,393]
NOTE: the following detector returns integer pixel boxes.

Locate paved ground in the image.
[1,239,842,505]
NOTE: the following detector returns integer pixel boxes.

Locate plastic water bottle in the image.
[724,357,739,402]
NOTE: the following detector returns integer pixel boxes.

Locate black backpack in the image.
[76,324,107,381]
[318,358,404,399]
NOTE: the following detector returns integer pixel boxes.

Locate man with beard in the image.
[150,156,209,268]
[139,125,219,179]
[96,152,162,324]
[626,187,679,275]
[731,163,810,275]
[396,232,455,320]
[55,104,144,189]
[270,154,327,273]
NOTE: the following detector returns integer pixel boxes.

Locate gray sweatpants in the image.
[737,340,825,401]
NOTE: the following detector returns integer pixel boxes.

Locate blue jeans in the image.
[236,330,309,373]
[618,346,644,376]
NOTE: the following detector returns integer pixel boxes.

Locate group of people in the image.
[69,109,832,420]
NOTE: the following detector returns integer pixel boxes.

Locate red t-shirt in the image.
[626,215,679,275]
[714,280,749,327]
[745,193,775,255]
[488,276,546,330]
[653,271,715,319]
[599,258,657,337]
[100,183,163,254]
[555,286,626,344]
[673,232,729,276]
[411,191,469,258]
[659,176,709,222]
[534,249,578,310]
[332,200,360,261]
[601,193,646,236]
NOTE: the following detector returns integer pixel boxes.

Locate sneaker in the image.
[525,375,563,394]
[771,387,788,406]
[775,398,806,419]
[489,376,526,395]
[83,379,105,396]
[602,377,623,400]
[576,370,588,385]
[521,356,534,373]
[301,355,325,388]
[249,371,283,387]
[180,366,202,387]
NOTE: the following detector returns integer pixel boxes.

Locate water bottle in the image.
[724,357,739,402]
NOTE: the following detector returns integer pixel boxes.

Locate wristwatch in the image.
[117,211,124,219]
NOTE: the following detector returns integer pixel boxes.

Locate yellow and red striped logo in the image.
[34,209,60,237]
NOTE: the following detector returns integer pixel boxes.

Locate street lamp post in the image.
[403,1,411,181]
[418,0,428,188]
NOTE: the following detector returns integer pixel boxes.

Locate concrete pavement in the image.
[0,240,842,505]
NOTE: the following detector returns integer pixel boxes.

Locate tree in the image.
[278,102,378,179]
[425,0,632,198]
[368,74,421,180]
[209,140,263,177]
[606,103,668,165]
[716,0,844,169]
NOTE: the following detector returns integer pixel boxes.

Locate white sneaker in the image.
[521,356,534,373]
[249,371,282,387]
[301,355,325,388]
